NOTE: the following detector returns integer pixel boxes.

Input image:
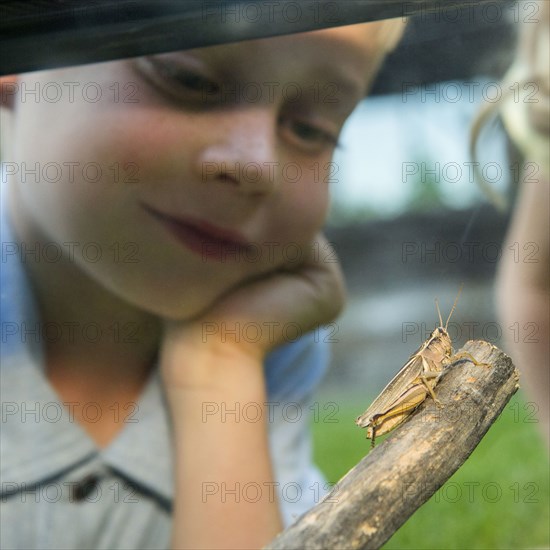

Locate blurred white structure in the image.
[330,78,511,219]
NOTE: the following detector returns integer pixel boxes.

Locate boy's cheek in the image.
[276,185,330,240]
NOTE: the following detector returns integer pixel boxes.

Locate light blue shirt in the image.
[0,182,331,549]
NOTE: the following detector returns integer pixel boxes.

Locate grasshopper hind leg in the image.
[450,351,491,369]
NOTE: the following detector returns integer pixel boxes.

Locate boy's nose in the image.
[195,107,278,195]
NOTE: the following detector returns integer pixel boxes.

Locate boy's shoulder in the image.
[264,328,332,402]
[1,189,45,363]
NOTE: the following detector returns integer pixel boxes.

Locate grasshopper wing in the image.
[355,353,424,427]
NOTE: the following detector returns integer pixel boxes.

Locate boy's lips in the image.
[140,202,252,260]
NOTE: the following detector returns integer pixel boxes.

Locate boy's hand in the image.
[158,238,346,550]
[159,234,346,391]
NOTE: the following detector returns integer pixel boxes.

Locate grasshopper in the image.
[356,287,485,447]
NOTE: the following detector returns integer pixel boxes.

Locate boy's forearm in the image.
[163,351,283,550]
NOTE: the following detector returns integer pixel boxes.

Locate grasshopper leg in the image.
[450,351,491,369]
[420,375,443,407]
[419,357,443,407]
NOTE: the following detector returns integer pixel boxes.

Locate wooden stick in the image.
[264,340,519,550]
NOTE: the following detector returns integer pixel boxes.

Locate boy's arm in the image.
[159,236,345,549]
[162,344,281,550]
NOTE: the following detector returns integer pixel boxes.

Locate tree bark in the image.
[264,340,520,550]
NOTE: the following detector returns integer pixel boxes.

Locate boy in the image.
[1,20,404,549]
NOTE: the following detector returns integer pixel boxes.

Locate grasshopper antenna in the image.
[445,283,464,329]
[435,298,444,328]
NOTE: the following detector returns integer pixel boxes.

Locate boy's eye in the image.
[169,71,220,96]
[280,117,342,152]
[138,57,220,100]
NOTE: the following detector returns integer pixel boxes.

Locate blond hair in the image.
[470,0,550,211]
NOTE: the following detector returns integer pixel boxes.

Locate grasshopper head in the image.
[432,326,452,355]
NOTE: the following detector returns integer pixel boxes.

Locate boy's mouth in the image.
[140,202,253,261]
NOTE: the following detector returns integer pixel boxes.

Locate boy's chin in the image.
[140,285,233,323]
[117,267,277,322]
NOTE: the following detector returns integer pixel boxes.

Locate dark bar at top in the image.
[0,0,494,75]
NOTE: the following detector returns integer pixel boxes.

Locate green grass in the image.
[311,391,550,549]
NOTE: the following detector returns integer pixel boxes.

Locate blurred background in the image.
[312,3,550,548]
[323,3,516,394]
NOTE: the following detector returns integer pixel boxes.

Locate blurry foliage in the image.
[406,158,446,213]
[328,157,447,226]
[327,201,381,226]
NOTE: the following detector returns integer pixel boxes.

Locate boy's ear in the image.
[0,75,19,109]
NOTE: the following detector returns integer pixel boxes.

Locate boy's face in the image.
[3,23,395,320]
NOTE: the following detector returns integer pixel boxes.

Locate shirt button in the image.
[72,474,100,502]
